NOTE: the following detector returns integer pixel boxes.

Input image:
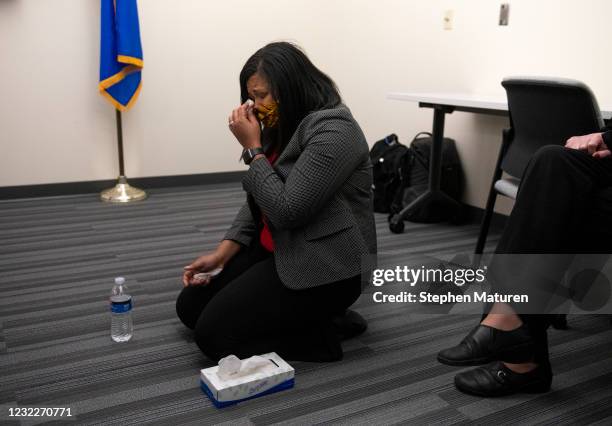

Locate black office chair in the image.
[475,77,606,330]
[475,77,605,254]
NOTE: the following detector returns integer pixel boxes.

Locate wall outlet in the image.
[499,3,510,26]
[444,10,454,30]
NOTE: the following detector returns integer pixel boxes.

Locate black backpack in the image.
[389,132,464,222]
[370,134,408,213]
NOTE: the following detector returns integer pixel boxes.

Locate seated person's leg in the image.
[439,145,612,396]
[495,145,610,253]
[175,241,268,329]
[192,255,362,363]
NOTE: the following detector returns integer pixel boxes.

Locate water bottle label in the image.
[110,295,132,313]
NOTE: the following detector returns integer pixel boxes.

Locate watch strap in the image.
[242,147,265,165]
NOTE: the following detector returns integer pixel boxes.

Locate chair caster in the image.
[389,216,405,234]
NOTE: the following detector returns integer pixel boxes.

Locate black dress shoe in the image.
[437,324,534,366]
[331,309,367,340]
[454,361,552,397]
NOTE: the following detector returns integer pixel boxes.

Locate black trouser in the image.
[490,145,612,365]
[175,240,362,363]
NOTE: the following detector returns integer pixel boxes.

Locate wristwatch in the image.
[242,147,265,165]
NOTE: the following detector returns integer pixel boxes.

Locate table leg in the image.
[429,107,447,190]
[388,105,460,233]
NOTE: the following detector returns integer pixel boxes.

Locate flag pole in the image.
[116,109,125,176]
[100,109,147,203]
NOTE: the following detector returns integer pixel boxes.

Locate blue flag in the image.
[99,0,143,110]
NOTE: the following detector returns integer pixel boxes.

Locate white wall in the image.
[1,0,611,213]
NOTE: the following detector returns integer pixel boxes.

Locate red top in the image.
[259,149,279,252]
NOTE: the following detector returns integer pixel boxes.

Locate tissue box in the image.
[200,352,295,408]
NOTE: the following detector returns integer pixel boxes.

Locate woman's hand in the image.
[182,252,223,287]
[182,240,241,287]
[228,102,262,150]
[565,132,611,158]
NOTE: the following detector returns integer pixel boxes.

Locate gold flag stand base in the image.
[100,176,147,203]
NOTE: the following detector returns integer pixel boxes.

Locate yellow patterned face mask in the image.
[256,101,279,128]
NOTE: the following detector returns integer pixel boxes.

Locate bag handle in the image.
[410,132,432,144]
[410,132,433,169]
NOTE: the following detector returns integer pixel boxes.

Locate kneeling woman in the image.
[176,42,377,362]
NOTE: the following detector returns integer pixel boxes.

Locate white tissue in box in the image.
[200,352,294,406]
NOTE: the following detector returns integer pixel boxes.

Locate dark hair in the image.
[239,42,342,150]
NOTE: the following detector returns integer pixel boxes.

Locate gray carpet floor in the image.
[1,182,611,425]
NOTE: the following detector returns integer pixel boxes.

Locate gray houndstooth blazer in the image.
[223,105,377,290]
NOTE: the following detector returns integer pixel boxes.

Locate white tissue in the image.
[216,355,274,381]
[240,356,273,375]
[217,355,242,380]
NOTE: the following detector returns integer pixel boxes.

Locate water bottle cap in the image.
[115,277,125,285]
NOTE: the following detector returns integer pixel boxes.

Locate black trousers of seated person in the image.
[488,145,612,367]
[175,239,362,363]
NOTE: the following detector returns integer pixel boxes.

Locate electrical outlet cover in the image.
[499,3,510,26]
[444,10,454,30]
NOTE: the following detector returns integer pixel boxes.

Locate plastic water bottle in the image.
[110,277,133,342]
